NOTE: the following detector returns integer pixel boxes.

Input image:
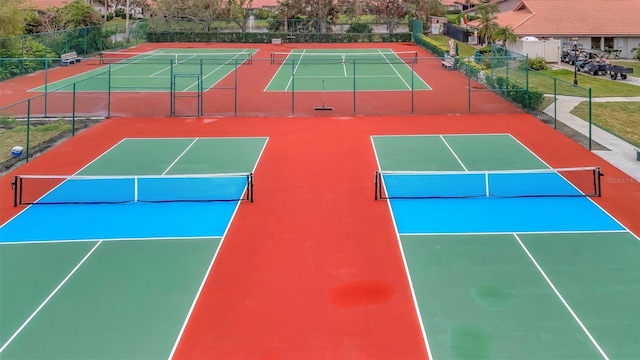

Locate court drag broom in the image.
[314,79,333,111]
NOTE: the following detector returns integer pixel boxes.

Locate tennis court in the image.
[0,137,267,358]
[31,48,257,92]
[372,134,639,359]
[265,48,431,92]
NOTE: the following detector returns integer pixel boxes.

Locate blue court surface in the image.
[1,137,266,243]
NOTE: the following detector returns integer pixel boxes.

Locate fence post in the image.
[21,36,25,73]
[525,54,530,111]
[200,59,204,116]
[26,99,31,163]
[83,27,88,55]
[467,57,472,114]
[72,82,76,135]
[107,62,112,118]
[589,88,593,151]
[411,59,415,114]
[291,59,295,116]
[44,59,48,118]
[234,60,238,116]
[353,60,356,116]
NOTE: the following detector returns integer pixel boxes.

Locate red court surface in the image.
[0,42,521,117]
[1,114,638,359]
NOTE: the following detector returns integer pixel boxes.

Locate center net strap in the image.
[13,173,253,206]
[374,167,602,200]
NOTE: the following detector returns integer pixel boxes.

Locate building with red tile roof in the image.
[465,0,640,58]
[28,0,72,9]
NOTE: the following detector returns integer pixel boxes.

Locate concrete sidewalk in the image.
[543,95,640,182]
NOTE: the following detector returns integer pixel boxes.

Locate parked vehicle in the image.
[606,64,633,80]
[574,50,609,75]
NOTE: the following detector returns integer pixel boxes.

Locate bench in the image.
[441,54,456,70]
[60,52,81,66]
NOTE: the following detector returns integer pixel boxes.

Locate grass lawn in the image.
[426,35,640,97]
[0,119,72,164]
[428,35,477,57]
[571,101,640,147]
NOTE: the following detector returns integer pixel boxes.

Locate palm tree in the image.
[493,25,517,46]
[475,1,499,45]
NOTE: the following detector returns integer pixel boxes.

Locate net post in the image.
[247,173,254,202]
[595,167,603,197]
[12,176,19,207]
[374,171,379,201]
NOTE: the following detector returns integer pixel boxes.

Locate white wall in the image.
[508,39,561,63]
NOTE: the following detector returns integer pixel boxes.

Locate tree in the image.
[0,0,27,37]
[369,0,406,34]
[475,1,499,45]
[151,0,226,32]
[403,0,444,22]
[61,0,104,28]
[336,0,368,21]
[493,24,517,46]
[226,0,255,32]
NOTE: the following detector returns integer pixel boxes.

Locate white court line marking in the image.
[400,229,629,237]
[377,49,411,90]
[184,50,253,92]
[369,136,433,359]
[0,235,222,246]
[439,135,468,171]
[0,241,102,354]
[162,138,199,175]
[285,49,306,91]
[513,233,610,359]
[167,137,270,359]
[507,133,637,240]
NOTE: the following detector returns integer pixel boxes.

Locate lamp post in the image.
[572,37,579,86]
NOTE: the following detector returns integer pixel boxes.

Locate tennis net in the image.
[374,167,603,200]
[12,173,253,206]
[96,51,254,65]
[270,51,418,65]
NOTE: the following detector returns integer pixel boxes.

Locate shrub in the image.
[346,22,373,34]
[528,57,549,70]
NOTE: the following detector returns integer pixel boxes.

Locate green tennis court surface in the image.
[265,49,431,91]
[0,137,267,358]
[373,134,640,359]
[32,49,257,92]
